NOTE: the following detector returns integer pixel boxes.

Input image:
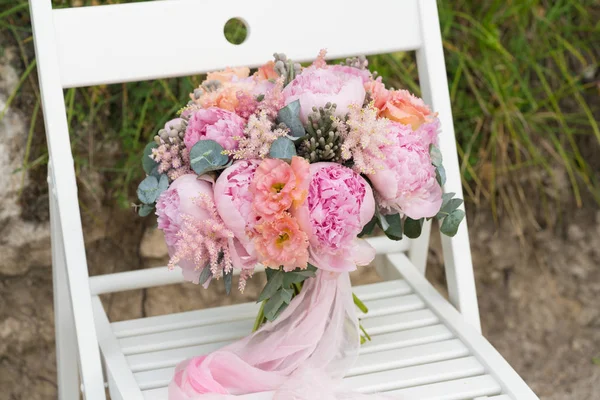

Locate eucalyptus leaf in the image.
[157,174,169,198]
[223,268,232,295]
[199,266,213,285]
[138,204,154,217]
[137,175,160,204]
[142,142,159,174]
[440,209,465,237]
[257,270,284,302]
[430,144,443,167]
[436,198,464,219]
[189,140,229,175]
[435,164,446,186]
[269,137,297,160]
[403,217,424,239]
[277,100,306,137]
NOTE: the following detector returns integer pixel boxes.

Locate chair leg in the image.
[51,193,81,399]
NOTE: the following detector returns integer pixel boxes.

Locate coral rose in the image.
[380,89,434,129]
[254,213,309,271]
[293,163,376,272]
[368,121,442,219]
[184,107,245,152]
[282,66,366,123]
[249,156,310,217]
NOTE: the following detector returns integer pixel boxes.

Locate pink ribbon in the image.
[169,272,390,399]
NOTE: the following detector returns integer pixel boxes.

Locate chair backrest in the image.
[31,0,480,395]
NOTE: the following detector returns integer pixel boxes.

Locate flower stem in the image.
[353,293,369,314]
[252,300,266,332]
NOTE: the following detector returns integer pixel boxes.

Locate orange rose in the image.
[364,78,389,110]
[255,61,278,81]
[380,89,434,129]
[206,67,250,83]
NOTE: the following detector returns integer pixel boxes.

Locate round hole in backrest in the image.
[224,18,248,45]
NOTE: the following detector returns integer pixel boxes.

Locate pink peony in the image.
[282,67,366,123]
[249,157,310,218]
[155,174,215,283]
[329,64,372,83]
[380,89,434,129]
[184,107,246,152]
[368,122,442,219]
[293,163,376,272]
[254,213,309,271]
[214,160,260,268]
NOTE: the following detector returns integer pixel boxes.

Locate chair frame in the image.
[30,0,481,398]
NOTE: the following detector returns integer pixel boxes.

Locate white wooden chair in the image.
[30,0,540,399]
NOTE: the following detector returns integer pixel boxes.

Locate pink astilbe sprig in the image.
[257,77,285,120]
[311,49,328,69]
[235,91,259,120]
[340,103,393,175]
[168,193,235,278]
[224,110,288,160]
[238,268,254,293]
[151,119,192,181]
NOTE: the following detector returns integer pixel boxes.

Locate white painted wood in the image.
[415,0,481,330]
[49,175,80,399]
[134,341,471,391]
[386,375,502,399]
[408,219,432,274]
[29,1,106,398]
[52,0,422,88]
[92,296,143,400]
[387,253,539,399]
[89,236,409,296]
[348,356,485,393]
[118,292,424,355]
[127,324,452,374]
[112,279,411,338]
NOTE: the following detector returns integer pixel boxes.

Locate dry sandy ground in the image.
[0,204,599,399]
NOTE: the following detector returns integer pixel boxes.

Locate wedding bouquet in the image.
[136,50,464,398]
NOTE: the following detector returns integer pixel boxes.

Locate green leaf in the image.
[189,140,229,175]
[199,266,212,285]
[264,289,288,321]
[269,137,297,160]
[138,204,154,217]
[277,100,306,138]
[157,174,169,197]
[403,217,424,239]
[137,175,160,204]
[440,209,465,237]
[436,198,464,219]
[382,213,403,240]
[283,271,309,287]
[280,287,294,304]
[257,270,284,302]
[358,214,378,238]
[430,144,443,167]
[223,268,232,295]
[142,142,159,174]
[435,164,446,186]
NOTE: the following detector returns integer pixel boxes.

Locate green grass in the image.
[1,0,599,228]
